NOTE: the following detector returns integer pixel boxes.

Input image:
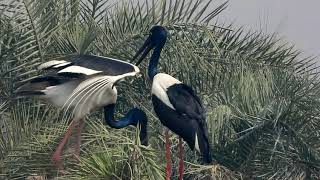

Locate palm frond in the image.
[1,0,320,179]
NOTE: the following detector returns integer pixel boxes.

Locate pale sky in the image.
[2,0,319,57]
[213,0,320,57]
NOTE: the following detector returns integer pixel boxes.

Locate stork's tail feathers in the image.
[14,76,68,97]
[198,131,212,163]
[192,122,212,164]
[15,89,45,97]
[202,143,212,163]
[15,81,46,97]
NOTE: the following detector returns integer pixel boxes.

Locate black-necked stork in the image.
[132,26,212,180]
[15,54,148,170]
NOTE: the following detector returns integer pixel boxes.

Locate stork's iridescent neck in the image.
[104,104,148,145]
[148,45,163,80]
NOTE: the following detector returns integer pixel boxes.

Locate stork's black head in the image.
[149,25,168,46]
[131,25,168,65]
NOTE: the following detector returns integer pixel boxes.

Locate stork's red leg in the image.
[75,119,84,159]
[52,119,77,170]
[165,129,172,180]
[178,137,184,180]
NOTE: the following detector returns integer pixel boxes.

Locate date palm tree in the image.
[1,0,320,179]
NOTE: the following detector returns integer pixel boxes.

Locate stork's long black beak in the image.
[131,36,154,66]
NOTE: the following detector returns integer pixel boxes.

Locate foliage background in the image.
[1,0,320,179]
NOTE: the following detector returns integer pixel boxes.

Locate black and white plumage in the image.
[17,55,140,119]
[15,54,148,169]
[132,26,212,180]
[38,55,138,75]
[151,73,209,157]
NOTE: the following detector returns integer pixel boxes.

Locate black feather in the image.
[57,72,85,79]
[152,83,212,163]
[15,75,73,97]
[29,76,67,86]
[15,91,45,96]
[59,55,137,76]
[167,84,205,120]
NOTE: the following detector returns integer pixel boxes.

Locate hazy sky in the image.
[213,0,320,57]
[3,0,319,57]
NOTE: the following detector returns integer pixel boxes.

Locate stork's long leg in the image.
[165,129,172,180]
[178,137,184,180]
[52,119,77,170]
[75,119,85,159]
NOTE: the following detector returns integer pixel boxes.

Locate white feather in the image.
[58,65,102,75]
[194,133,200,152]
[70,76,107,96]
[43,80,81,107]
[111,70,140,82]
[43,76,116,119]
[133,65,140,74]
[42,65,139,119]
[38,60,69,70]
[53,62,72,68]
[73,78,115,119]
[151,73,181,110]
[63,77,108,113]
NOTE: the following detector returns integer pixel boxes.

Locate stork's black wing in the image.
[68,55,137,76]
[166,83,205,121]
[166,83,212,163]
[166,83,209,141]
[38,54,138,77]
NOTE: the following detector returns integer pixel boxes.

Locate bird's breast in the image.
[151,73,181,110]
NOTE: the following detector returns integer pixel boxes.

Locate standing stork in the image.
[15,54,148,170]
[131,26,212,180]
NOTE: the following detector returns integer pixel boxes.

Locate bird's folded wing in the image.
[166,83,206,124]
[167,83,210,141]
[167,84,204,116]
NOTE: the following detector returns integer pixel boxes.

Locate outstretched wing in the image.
[38,54,139,77]
[16,54,139,109]
[15,75,77,96]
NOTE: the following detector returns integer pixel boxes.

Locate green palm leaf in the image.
[1,0,320,179]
